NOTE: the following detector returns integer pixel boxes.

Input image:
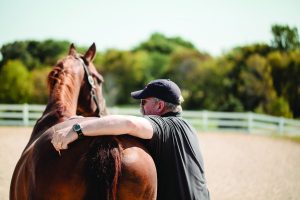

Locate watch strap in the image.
[76,129,84,139]
[73,123,85,139]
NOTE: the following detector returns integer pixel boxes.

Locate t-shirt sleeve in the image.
[144,115,169,163]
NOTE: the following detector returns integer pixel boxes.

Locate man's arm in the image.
[51,115,153,151]
[81,115,153,138]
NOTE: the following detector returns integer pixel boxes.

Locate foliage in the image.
[0,40,69,70]
[0,25,299,119]
[0,60,33,103]
[28,67,52,104]
[100,49,145,105]
[133,32,196,55]
[271,24,300,51]
[261,96,293,118]
[0,41,36,70]
[165,49,215,109]
[238,54,276,110]
[267,50,300,117]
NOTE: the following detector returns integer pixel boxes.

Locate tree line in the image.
[0,24,299,118]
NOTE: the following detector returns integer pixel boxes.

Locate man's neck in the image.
[161,111,181,117]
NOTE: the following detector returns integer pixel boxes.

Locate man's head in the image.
[131,79,183,115]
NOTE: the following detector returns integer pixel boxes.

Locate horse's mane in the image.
[47,58,78,118]
[23,57,79,150]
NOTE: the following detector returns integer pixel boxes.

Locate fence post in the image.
[247,112,253,133]
[202,111,208,131]
[278,117,285,135]
[23,104,29,126]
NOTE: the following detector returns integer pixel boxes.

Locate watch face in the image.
[73,124,81,132]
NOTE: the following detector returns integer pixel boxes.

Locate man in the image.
[52,79,210,200]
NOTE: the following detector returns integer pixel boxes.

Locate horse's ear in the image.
[84,43,96,62]
[69,43,77,56]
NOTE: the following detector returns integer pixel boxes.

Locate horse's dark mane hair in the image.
[47,57,78,118]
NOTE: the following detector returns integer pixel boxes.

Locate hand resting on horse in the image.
[51,126,77,151]
[51,115,154,152]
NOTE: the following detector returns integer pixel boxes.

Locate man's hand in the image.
[51,126,78,153]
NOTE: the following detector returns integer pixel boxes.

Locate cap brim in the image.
[131,90,145,99]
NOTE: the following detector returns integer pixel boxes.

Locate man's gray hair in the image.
[154,98,183,113]
[165,101,182,113]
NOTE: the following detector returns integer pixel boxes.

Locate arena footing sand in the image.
[1,127,300,200]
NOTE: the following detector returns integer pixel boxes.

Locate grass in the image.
[270,133,300,143]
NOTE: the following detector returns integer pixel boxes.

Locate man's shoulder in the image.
[145,114,181,123]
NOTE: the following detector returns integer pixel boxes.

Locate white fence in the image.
[0,104,300,136]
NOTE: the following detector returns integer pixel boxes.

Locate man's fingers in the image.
[51,126,70,153]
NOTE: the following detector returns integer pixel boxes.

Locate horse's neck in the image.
[25,94,78,149]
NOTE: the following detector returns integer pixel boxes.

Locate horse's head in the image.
[71,43,108,117]
[48,43,107,119]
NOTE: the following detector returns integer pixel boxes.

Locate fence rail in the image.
[0,104,299,136]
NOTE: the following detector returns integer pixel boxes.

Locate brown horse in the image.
[10,44,157,200]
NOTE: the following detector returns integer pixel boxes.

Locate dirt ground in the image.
[1,127,300,200]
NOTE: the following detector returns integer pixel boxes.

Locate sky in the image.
[0,0,299,56]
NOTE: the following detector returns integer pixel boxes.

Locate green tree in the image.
[136,51,169,83]
[259,96,293,118]
[271,24,300,51]
[267,50,300,117]
[33,39,69,66]
[28,67,52,104]
[0,41,36,70]
[101,49,145,105]
[0,60,33,103]
[236,54,277,112]
[93,52,105,72]
[224,44,279,112]
[0,40,69,70]
[165,49,231,110]
[285,51,300,117]
[133,33,196,55]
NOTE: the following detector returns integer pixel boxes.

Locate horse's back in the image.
[10,125,157,200]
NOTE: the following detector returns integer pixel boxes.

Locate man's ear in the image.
[157,101,166,112]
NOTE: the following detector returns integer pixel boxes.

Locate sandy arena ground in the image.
[1,127,300,200]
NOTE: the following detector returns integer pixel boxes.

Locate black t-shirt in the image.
[145,112,210,200]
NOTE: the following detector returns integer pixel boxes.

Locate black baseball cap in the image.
[131,79,183,105]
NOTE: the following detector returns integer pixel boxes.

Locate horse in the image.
[10,43,157,200]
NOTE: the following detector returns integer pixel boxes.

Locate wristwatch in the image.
[72,123,84,139]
